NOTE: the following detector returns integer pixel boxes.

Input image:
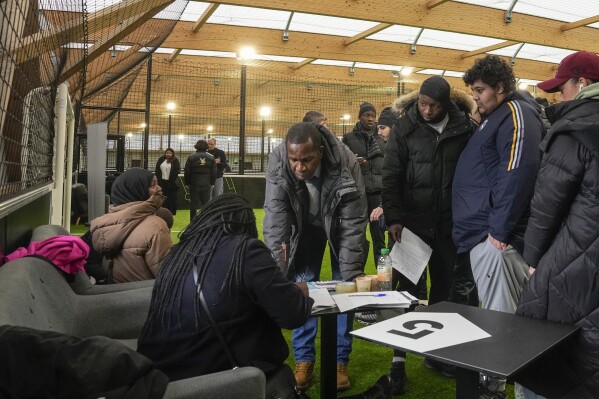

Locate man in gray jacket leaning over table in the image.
[263,121,368,392]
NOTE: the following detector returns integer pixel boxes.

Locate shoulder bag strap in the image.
[198,285,239,370]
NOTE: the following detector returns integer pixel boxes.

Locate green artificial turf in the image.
[72,208,514,398]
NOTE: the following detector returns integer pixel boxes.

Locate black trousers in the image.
[367,193,387,265]
[162,188,178,215]
[449,251,479,306]
[189,185,211,221]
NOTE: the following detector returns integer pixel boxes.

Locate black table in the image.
[313,304,404,399]
[353,301,579,399]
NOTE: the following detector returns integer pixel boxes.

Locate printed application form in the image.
[390,228,433,285]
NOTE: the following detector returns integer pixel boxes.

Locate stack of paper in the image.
[333,291,417,313]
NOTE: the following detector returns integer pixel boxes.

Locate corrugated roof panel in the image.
[180,50,237,58]
[179,2,212,22]
[289,13,379,37]
[370,25,501,51]
[207,5,291,30]
[312,59,355,67]
[354,62,404,71]
[453,0,599,23]
[489,43,576,64]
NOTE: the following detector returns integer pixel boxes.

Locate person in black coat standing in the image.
[154,148,181,215]
[516,51,599,399]
[184,140,216,222]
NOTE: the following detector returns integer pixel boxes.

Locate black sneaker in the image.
[360,375,392,399]
[389,361,407,395]
[355,311,378,326]
[423,358,456,378]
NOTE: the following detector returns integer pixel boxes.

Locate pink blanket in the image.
[2,235,90,274]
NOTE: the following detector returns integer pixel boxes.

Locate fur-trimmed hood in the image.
[392,87,476,116]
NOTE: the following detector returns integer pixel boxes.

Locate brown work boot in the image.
[337,363,351,391]
[294,362,314,390]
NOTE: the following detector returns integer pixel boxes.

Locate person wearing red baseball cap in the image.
[515,51,599,399]
[536,50,599,100]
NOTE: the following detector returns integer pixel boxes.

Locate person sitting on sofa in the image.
[138,194,312,382]
[90,168,173,283]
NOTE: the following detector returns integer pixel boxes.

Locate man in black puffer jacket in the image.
[516,51,599,399]
[383,76,476,305]
[382,76,477,393]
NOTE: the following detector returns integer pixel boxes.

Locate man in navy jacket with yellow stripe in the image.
[453,55,543,315]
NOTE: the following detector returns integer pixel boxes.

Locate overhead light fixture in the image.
[238,47,256,61]
[260,106,271,118]
[110,45,117,58]
[127,133,133,138]
[518,82,528,90]
[178,134,185,141]
[401,67,413,77]
[267,129,273,134]
[140,123,146,128]
[166,102,176,111]
[207,125,214,132]
[343,114,351,121]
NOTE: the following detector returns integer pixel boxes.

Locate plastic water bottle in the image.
[377,248,392,291]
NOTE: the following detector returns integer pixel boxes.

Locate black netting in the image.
[0,0,87,201]
[91,58,418,174]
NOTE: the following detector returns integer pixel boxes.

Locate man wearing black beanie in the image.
[343,102,386,269]
[381,76,477,394]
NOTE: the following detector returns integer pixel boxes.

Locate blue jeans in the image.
[291,224,354,365]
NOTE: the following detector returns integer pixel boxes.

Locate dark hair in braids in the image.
[141,193,258,336]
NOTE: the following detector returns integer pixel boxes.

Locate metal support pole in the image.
[143,55,152,170]
[168,114,172,148]
[260,118,265,172]
[239,64,247,175]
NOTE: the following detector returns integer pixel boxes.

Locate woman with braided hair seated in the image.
[137,194,313,384]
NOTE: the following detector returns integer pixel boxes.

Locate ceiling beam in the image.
[343,23,392,46]
[461,40,518,59]
[290,58,316,70]
[9,0,173,64]
[164,22,556,80]
[192,2,220,33]
[84,43,143,88]
[60,0,172,82]
[426,0,449,9]
[209,0,599,53]
[169,48,182,62]
[560,14,599,32]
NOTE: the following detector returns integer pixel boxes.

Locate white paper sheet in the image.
[390,228,433,285]
[351,312,491,352]
[309,288,336,313]
[332,291,413,313]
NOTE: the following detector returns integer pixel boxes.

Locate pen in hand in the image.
[348,293,387,297]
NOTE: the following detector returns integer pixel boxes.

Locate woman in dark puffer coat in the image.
[516,51,599,399]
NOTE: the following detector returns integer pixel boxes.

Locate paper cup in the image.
[335,281,357,293]
[367,275,380,291]
[356,277,372,292]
